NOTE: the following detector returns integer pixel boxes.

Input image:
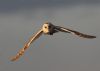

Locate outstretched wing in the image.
[11,29,43,61]
[55,26,96,39]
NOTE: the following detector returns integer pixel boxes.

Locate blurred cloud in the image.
[0,0,100,13]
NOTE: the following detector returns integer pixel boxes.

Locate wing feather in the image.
[11,29,43,61]
[55,26,96,39]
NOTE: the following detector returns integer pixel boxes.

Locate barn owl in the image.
[11,22,96,61]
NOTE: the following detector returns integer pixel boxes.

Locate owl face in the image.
[42,22,54,34]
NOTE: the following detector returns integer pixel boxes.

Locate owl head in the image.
[42,22,54,34]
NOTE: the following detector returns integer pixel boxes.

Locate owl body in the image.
[11,22,96,61]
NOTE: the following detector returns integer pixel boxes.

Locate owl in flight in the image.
[11,22,96,61]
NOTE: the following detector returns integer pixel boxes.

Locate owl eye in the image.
[44,26,47,28]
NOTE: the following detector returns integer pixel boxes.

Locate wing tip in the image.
[79,34,96,39]
[10,57,17,61]
[88,35,96,39]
